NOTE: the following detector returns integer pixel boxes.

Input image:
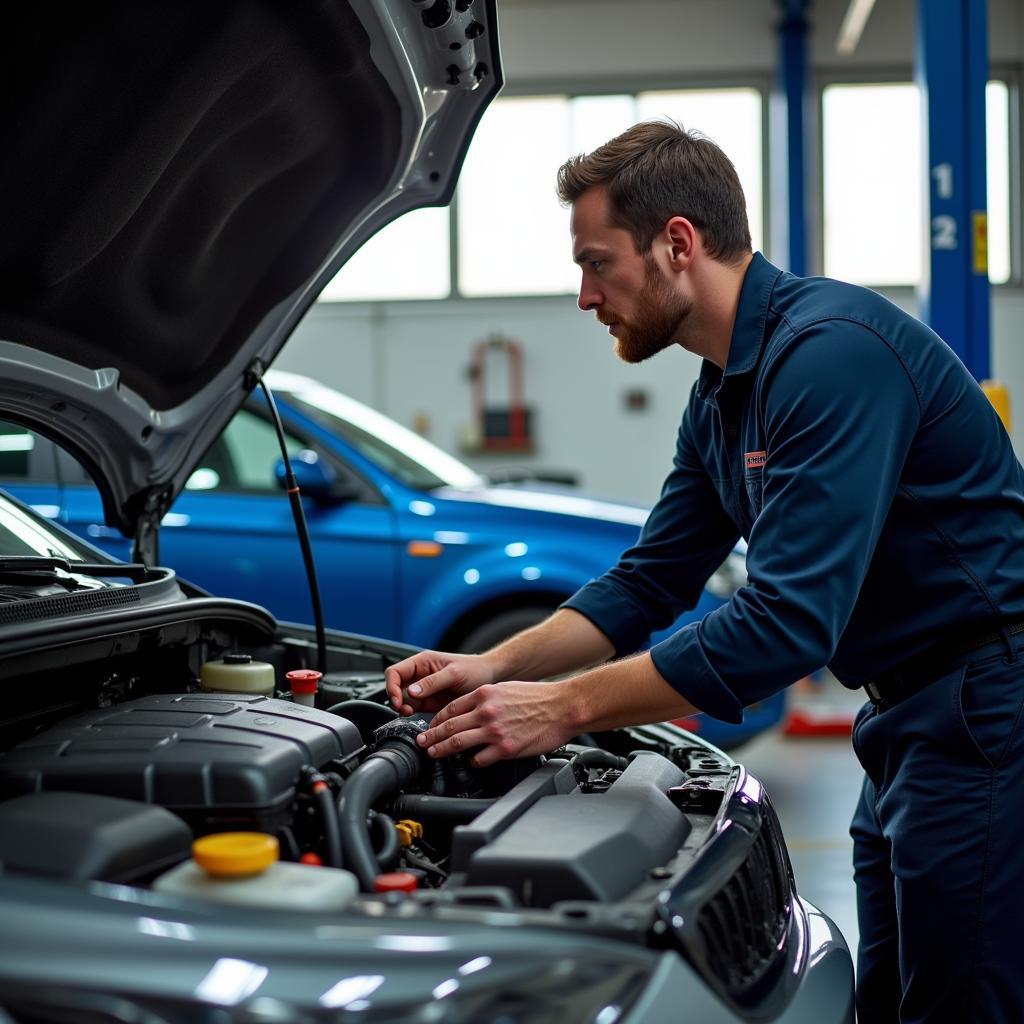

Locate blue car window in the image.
[223,410,288,491]
[188,407,382,506]
[190,410,301,493]
[287,396,447,492]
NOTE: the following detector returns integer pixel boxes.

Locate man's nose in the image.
[577,278,602,312]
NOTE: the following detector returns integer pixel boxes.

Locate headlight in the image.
[705,550,748,599]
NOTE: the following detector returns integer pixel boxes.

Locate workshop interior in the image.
[0,1,1020,1021]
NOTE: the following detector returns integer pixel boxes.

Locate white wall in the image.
[276,0,1024,506]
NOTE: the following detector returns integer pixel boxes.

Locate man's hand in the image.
[386,610,615,718]
[385,650,496,716]
[409,652,697,768]
[413,680,579,768]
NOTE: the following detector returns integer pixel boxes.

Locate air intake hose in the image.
[338,715,430,891]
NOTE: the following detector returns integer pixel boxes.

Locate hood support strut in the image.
[130,491,167,567]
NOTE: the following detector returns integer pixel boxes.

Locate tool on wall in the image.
[463,335,533,452]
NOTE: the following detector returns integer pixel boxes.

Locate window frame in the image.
[814,63,1021,289]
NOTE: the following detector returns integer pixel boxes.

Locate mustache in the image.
[595,312,619,327]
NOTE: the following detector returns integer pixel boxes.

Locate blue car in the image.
[0,369,783,749]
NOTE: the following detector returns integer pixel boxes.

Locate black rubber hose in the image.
[369,811,401,872]
[314,782,343,869]
[326,699,398,738]
[338,744,422,891]
[391,794,496,825]
[276,826,301,863]
[575,748,628,772]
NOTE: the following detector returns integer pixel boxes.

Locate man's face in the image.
[570,186,692,364]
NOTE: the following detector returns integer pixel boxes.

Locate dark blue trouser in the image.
[850,636,1024,1023]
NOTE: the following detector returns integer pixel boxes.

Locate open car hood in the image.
[0,1,501,556]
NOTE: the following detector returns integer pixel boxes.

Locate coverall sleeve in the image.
[649,322,921,721]
[563,393,741,655]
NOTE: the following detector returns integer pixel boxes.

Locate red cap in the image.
[374,871,419,893]
[287,669,322,695]
[299,852,323,866]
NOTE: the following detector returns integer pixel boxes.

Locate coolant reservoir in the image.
[200,654,275,697]
[154,833,358,910]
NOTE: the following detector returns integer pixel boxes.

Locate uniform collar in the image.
[696,252,783,404]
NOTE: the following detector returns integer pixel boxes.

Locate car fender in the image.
[399,536,618,649]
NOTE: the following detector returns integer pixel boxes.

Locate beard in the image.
[607,256,693,365]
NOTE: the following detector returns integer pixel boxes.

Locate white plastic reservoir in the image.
[154,832,358,911]
[200,654,275,698]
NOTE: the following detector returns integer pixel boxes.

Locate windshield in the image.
[0,490,95,561]
[267,372,485,492]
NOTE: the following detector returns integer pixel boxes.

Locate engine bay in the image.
[0,663,734,911]
[0,597,796,1008]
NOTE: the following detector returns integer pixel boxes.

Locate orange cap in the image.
[192,832,278,877]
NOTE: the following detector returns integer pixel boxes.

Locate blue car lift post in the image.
[917,0,1007,426]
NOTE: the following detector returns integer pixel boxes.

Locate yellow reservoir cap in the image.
[192,833,279,877]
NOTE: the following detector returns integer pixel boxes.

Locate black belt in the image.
[863,620,1024,708]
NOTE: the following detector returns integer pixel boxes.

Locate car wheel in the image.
[457,606,555,654]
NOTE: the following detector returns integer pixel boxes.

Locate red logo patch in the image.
[745,450,766,471]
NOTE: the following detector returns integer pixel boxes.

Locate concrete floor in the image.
[737,686,867,960]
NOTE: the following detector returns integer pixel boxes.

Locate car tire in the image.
[457,606,555,654]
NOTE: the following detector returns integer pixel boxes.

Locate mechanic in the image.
[385,121,1024,1023]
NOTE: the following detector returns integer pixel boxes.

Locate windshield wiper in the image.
[0,557,152,583]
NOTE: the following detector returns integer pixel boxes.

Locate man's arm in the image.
[478,607,615,680]
[388,392,738,718]
[385,607,614,715]
[645,322,922,721]
[407,322,923,765]
[413,651,698,767]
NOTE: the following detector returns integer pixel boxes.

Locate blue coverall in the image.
[565,253,1024,1023]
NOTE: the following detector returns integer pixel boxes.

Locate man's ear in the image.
[664,216,698,271]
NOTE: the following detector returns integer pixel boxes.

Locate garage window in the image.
[822,80,1011,287]
[320,87,764,302]
[317,207,451,302]
[457,88,764,297]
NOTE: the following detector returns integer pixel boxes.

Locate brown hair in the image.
[556,120,751,263]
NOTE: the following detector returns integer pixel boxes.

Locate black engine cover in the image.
[0,692,363,832]
[462,751,690,907]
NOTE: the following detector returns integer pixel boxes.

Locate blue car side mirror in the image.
[273,450,339,503]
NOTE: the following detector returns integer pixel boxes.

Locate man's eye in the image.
[591,260,604,272]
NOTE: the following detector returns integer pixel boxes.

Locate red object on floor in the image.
[782,707,853,737]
